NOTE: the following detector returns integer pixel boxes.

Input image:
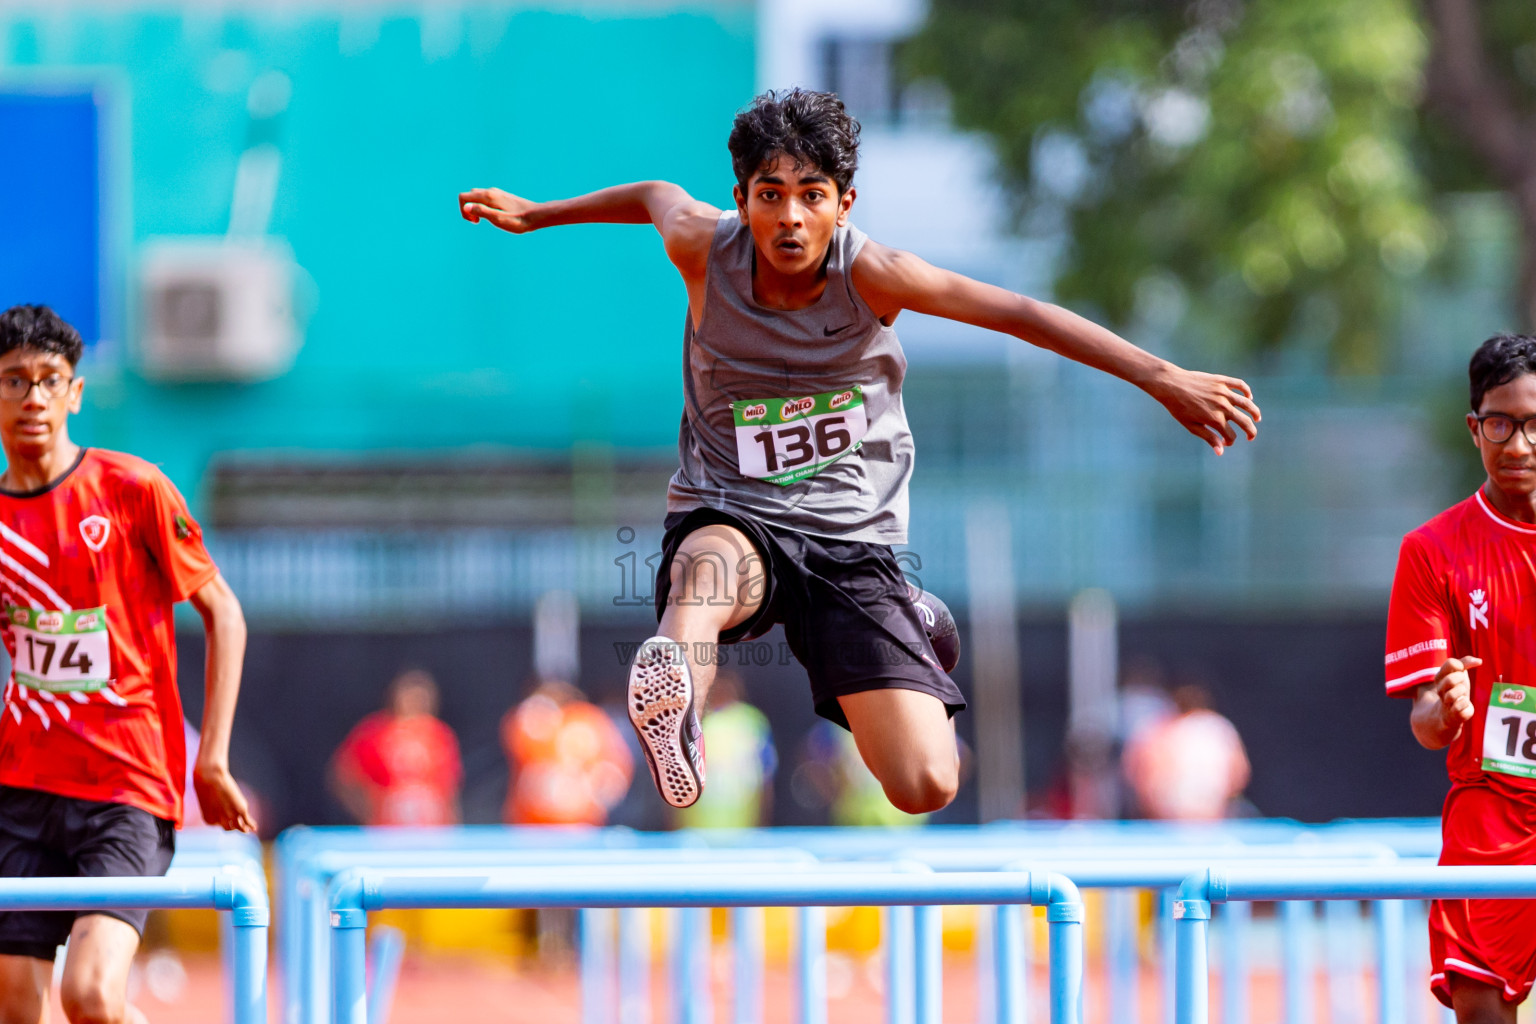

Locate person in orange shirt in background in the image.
[502,678,632,826]
[1122,682,1250,821]
[329,668,462,826]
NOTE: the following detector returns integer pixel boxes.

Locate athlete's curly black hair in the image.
[729,89,861,196]
[0,305,83,368]
[1470,333,1536,412]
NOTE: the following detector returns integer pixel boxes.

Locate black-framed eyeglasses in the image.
[1476,413,1536,445]
[0,374,73,402]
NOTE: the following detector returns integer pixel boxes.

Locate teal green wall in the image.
[3,6,754,503]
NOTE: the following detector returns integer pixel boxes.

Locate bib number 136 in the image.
[1482,682,1536,778]
[731,387,868,486]
[6,606,112,693]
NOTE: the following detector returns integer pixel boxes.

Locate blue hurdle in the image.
[280,819,1446,1024]
[0,873,269,1024]
[1171,864,1536,1024]
[327,865,1086,1024]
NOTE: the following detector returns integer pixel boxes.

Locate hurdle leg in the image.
[797,906,827,1024]
[582,909,617,1024]
[1281,901,1315,1024]
[1047,896,1084,1024]
[884,905,916,1024]
[365,925,406,1024]
[1219,901,1252,1024]
[1172,893,1210,1024]
[675,907,712,1024]
[1325,901,1362,1024]
[913,905,942,1024]
[308,881,334,1024]
[331,905,369,1024]
[731,906,763,1024]
[1107,889,1137,1024]
[619,908,652,1024]
[1160,889,1177,1024]
[994,904,1026,1024]
[1374,900,1405,1024]
[231,910,270,1024]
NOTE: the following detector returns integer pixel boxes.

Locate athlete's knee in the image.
[884,757,959,815]
[59,978,127,1024]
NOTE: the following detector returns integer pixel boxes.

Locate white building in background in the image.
[755,0,1059,367]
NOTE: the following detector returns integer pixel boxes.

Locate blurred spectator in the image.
[1118,655,1176,746]
[1122,682,1250,821]
[329,669,463,826]
[792,721,931,827]
[503,678,633,826]
[675,672,776,829]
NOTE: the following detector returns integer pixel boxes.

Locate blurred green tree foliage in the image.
[905,0,1449,372]
[1420,1,1536,331]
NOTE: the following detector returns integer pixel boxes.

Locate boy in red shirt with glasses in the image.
[0,304,253,1024]
[1387,333,1536,1022]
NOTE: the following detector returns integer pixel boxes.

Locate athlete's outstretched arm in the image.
[458,183,718,281]
[852,242,1261,453]
[188,574,257,833]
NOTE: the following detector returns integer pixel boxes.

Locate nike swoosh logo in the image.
[823,323,855,336]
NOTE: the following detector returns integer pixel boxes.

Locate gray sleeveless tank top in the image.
[666,212,914,543]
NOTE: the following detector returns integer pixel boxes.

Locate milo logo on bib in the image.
[731,385,869,486]
[1483,681,1536,779]
[5,605,113,693]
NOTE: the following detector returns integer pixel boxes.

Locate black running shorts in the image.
[655,507,967,728]
[0,786,176,960]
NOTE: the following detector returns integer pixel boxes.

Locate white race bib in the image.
[1482,682,1536,779]
[6,606,112,693]
[731,386,868,486]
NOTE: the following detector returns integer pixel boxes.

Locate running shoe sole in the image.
[626,636,704,808]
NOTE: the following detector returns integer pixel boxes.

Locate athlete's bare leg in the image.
[629,524,767,807]
[838,688,959,815]
[0,953,50,1024]
[58,915,147,1024]
[655,524,766,709]
[1448,973,1515,1024]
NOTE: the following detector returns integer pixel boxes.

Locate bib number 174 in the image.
[6,606,113,693]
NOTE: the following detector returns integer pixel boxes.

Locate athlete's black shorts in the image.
[0,786,176,960]
[655,507,967,728]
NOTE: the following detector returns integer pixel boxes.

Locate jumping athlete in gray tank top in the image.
[460,89,1262,813]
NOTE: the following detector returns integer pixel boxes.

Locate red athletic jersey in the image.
[1386,490,1536,791]
[0,448,218,825]
[331,713,462,826]
[1388,490,1536,1004]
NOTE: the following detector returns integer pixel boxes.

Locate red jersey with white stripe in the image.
[0,448,218,824]
[1385,489,1536,792]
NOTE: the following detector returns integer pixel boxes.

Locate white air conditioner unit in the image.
[137,239,301,381]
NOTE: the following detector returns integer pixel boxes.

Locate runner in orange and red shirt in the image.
[1387,333,1536,1023]
[0,305,253,1024]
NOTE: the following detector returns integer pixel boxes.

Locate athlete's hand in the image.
[1147,366,1261,455]
[1434,656,1482,728]
[459,188,539,233]
[193,759,258,833]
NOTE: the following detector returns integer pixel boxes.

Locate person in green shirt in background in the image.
[675,673,776,829]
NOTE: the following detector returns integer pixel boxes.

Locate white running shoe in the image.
[626,636,706,808]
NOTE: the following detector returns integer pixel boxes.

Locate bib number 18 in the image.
[1482,682,1536,778]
